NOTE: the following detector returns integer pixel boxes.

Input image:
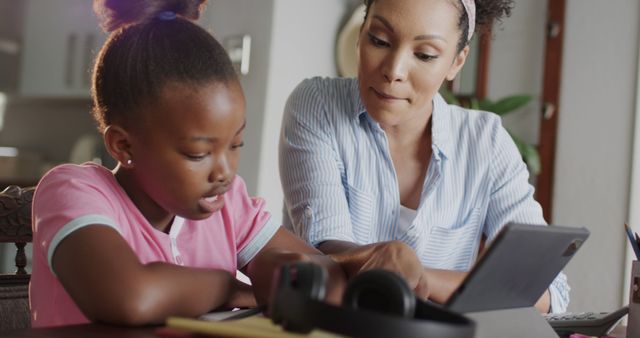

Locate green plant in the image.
[440,89,541,175]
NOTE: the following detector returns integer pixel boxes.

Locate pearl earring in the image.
[126,159,133,166]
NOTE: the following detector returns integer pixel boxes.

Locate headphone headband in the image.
[270,263,475,338]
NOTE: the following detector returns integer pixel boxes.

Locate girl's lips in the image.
[198,194,225,213]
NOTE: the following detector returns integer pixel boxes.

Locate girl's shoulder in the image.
[39,162,112,186]
[35,163,117,204]
[222,175,262,213]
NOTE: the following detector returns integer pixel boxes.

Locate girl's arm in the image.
[243,227,348,306]
[223,279,256,309]
[52,225,236,326]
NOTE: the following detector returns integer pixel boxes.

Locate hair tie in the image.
[157,11,177,21]
[461,0,476,42]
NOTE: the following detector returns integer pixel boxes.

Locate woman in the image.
[279,0,568,313]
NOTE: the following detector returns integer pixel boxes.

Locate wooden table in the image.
[3,323,628,338]
[3,324,200,338]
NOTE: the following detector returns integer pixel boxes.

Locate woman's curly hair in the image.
[363,0,514,52]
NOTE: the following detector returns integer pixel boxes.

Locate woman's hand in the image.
[421,268,467,304]
[325,240,429,300]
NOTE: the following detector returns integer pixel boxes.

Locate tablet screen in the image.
[445,223,589,313]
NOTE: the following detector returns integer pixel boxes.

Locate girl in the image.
[29,0,427,328]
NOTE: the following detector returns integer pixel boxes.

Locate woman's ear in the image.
[103,125,134,168]
[445,45,470,81]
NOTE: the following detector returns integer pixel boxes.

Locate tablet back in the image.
[445,223,589,313]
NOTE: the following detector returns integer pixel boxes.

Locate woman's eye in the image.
[368,33,389,47]
[415,52,437,62]
[231,142,245,150]
[185,154,207,161]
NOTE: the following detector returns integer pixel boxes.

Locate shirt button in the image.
[175,255,183,265]
[304,206,313,218]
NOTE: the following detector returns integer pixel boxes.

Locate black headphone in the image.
[269,262,475,338]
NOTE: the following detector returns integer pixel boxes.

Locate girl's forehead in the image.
[138,81,245,133]
[157,81,244,112]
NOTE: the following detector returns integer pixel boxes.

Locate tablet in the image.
[445,223,590,313]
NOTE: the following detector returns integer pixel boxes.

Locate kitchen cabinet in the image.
[19,0,107,98]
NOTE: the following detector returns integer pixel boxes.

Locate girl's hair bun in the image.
[93,0,208,32]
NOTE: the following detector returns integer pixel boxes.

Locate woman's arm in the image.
[319,239,551,312]
[485,120,566,313]
[279,80,355,246]
[52,225,235,326]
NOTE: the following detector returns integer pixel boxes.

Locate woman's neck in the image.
[381,109,432,147]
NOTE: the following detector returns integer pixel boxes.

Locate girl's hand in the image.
[244,227,348,306]
[223,279,257,309]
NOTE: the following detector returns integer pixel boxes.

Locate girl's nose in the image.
[210,156,232,184]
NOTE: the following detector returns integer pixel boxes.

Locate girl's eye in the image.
[231,142,245,150]
[415,52,437,62]
[368,33,389,47]
[185,154,207,161]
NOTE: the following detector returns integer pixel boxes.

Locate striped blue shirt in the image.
[279,77,569,313]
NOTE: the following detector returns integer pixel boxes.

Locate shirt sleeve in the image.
[279,78,354,245]
[230,176,280,268]
[32,166,121,274]
[484,116,570,313]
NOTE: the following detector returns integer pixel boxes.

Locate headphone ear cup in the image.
[269,264,291,325]
[343,269,416,318]
[292,262,327,301]
[274,262,327,333]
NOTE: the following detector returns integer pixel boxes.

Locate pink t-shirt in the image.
[29,163,279,328]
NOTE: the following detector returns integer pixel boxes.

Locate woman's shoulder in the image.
[289,76,359,107]
[292,76,357,93]
[285,76,360,127]
[280,78,361,174]
[438,101,506,153]
[447,103,502,126]
[445,102,503,136]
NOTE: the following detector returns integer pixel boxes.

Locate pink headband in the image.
[461,0,476,41]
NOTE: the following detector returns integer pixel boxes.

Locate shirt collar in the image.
[431,92,452,160]
[352,85,452,160]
